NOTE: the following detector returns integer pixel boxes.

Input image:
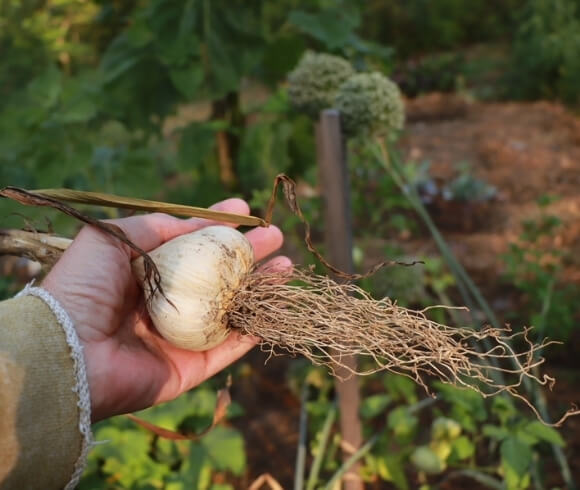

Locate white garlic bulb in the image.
[132,225,254,351]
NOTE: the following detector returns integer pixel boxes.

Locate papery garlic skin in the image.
[132,226,254,351]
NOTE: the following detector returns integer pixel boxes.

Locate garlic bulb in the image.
[132,226,254,351]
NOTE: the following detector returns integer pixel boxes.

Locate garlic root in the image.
[131,225,579,426]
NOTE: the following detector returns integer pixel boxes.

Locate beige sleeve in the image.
[0,293,91,489]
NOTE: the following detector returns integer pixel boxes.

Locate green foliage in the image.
[360,394,392,420]
[360,0,524,57]
[290,358,567,490]
[506,0,580,104]
[503,196,579,340]
[79,385,245,489]
[0,277,17,302]
[349,145,419,239]
[395,52,466,97]
[442,163,497,202]
[288,7,360,52]
[0,0,372,224]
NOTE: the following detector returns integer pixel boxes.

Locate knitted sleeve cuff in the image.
[16,284,93,490]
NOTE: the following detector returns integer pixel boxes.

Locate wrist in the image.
[40,280,103,422]
[17,283,95,428]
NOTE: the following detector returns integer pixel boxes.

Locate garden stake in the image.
[316,109,363,490]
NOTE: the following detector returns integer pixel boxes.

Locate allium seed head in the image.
[287,51,355,118]
[335,72,405,136]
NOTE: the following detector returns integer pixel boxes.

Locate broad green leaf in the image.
[523,421,565,447]
[166,482,187,490]
[384,374,418,403]
[430,440,452,461]
[179,122,218,170]
[155,32,199,66]
[155,437,180,466]
[58,98,97,124]
[134,388,217,430]
[503,464,531,490]
[260,35,305,85]
[501,436,533,477]
[514,429,538,447]
[238,119,293,190]
[227,401,245,419]
[434,382,487,427]
[432,417,461,440]
[288,9,360,50]
[93,424,169,487]
[177,443,212,490]
[93,424,151,460]
[450,436,475,460]
[27,66,61,110]
[360,394,392,419]
[307,400,334,418]
[100,34,145,83]
[206,33,237,89]
[411,446,446,474]
[491,396,517,424]
[387,407,418,441]
[178,0,198,37]
[482,424,509,441]
[169,64,204,100]
[202,426,246,475]
[377,453,409,490]
[126,17,154,48]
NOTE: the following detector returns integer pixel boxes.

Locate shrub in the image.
[506,0,580,105]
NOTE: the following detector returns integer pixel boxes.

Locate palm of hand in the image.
[42,200,287,422]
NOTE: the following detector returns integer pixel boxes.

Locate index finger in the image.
[106,198,250,255]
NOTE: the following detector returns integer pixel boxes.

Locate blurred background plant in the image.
[505,0,580,104]
[503,196,580,343]
[2,1,580,488]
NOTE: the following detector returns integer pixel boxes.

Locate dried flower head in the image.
[335,72,405,136]
[287,51,355,118]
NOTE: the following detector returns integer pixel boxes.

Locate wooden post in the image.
[316,109,364,490]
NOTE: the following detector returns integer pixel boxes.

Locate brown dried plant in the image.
[229,267,579,426]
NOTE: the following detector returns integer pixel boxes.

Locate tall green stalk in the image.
[294,383,310,490]
[306,405,337,490]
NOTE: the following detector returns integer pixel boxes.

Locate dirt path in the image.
[398,94,580,288]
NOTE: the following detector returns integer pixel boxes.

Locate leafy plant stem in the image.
[407,396,438,414]
[306,404,337,490]
[440,469,503,489]
[324,433,379,490]
[536,276,556,348]
[294,382,310,490]
[527,276,572,490]
[530,461,545,490]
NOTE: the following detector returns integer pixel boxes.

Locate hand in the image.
[42,199,290,422]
